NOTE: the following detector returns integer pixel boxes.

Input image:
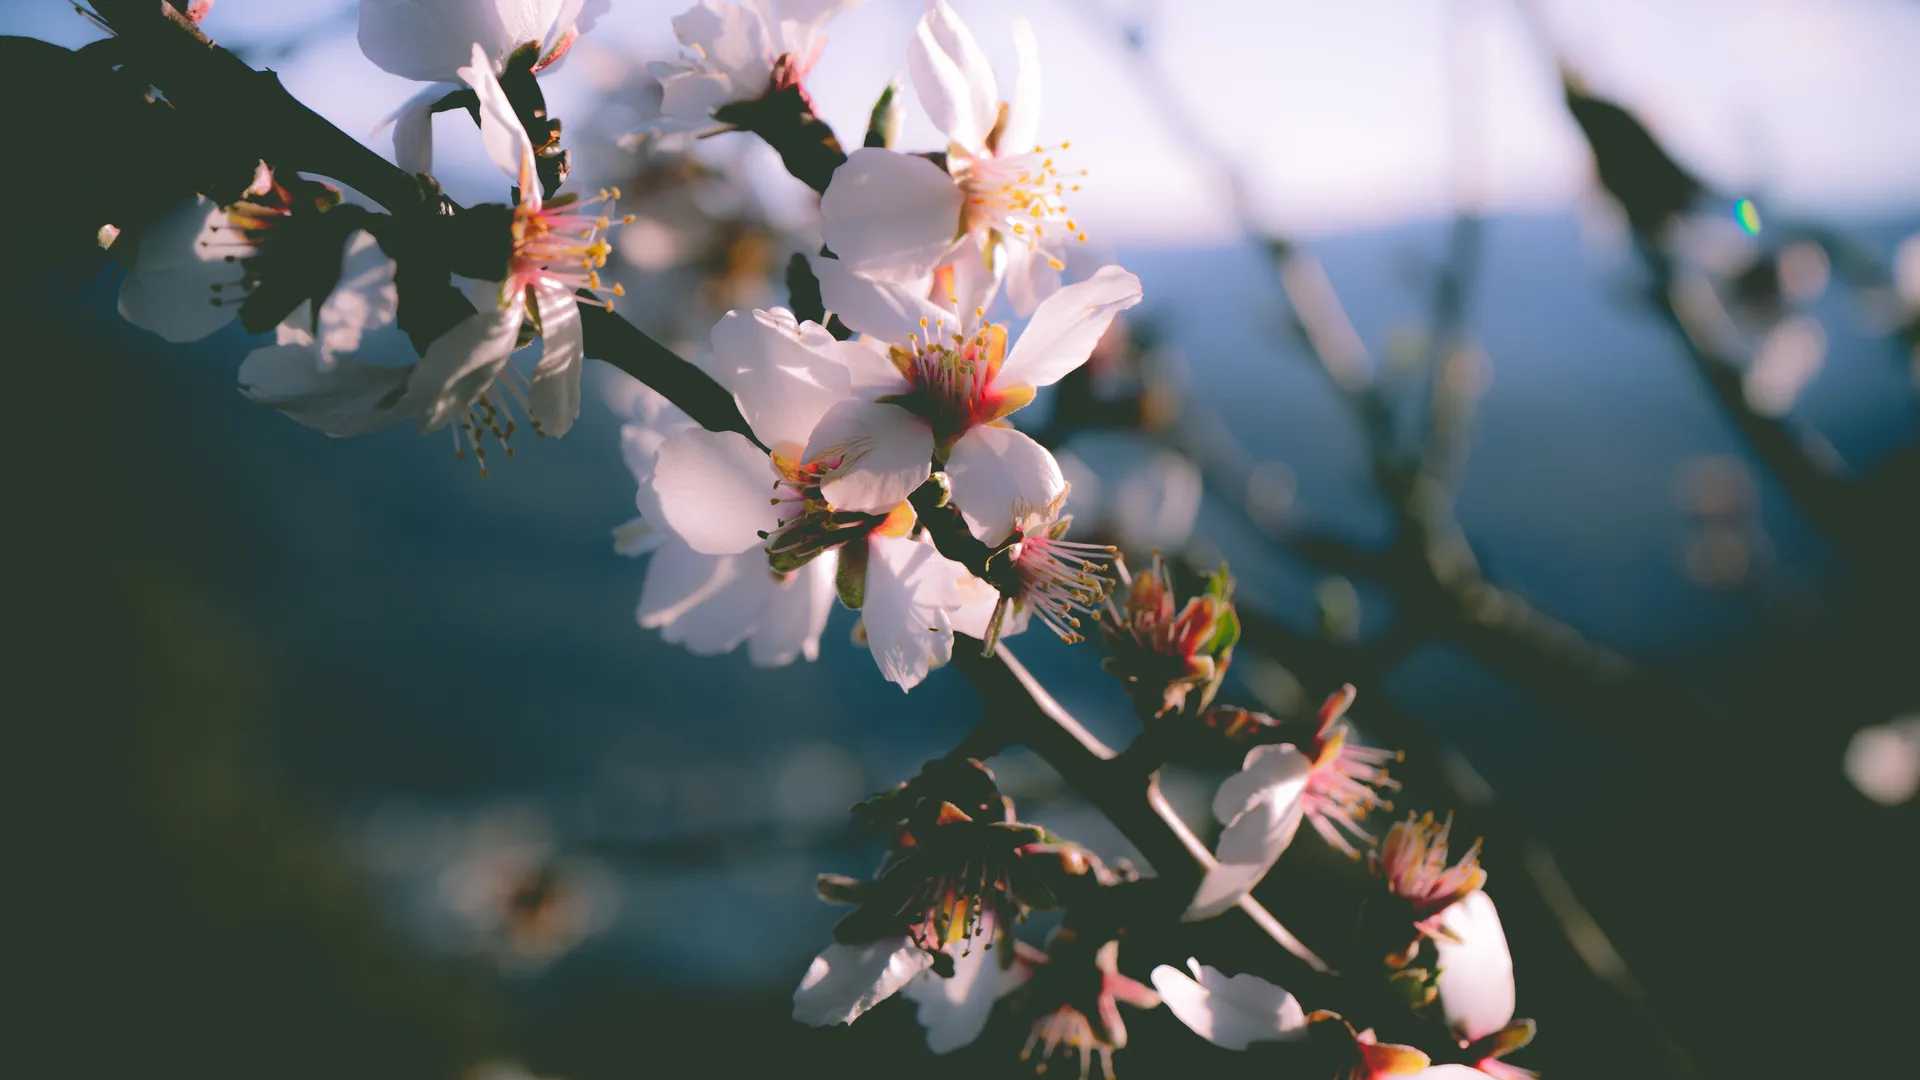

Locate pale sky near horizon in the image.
[13,0,1920,241]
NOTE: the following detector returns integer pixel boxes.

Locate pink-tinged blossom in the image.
[1186,686,1397,921]
[1300,684,1402,856]
[807,258,1141,547]
[983,507,1115,647]
[1018,936,1160,1080]
[402,44,625,453]
[821,1,1076,313]
[1100,556,1237,719]
[1373,813,1488,957]
[619,307,1001,690]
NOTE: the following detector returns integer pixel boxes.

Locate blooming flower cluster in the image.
[597,0,1141,688]
[88,1,1553,1075]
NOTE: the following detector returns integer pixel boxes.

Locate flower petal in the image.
[636,536,738,631]
[995,265,1142,389]
[457,43,537,195]
[404,300,525,434]
[612,515,668,557]
[710,307,857,457]
[527,280,584,437]
[820,148,965,279]
[1002,236,1064,316]
[904,937,1020,1054]
[116,198,244,344]
[305,231,402,367]
[1149,961,1306,1051]
[386,82,459,174]
[1433,892,1516,1044]
[1185,744,1312,921]
[237,344,416,437]
[793,936,934,1027]
[656,69,737,127]
[651,428,781,555]
[948,570,1026,641]
[861,535,963,691]
[358,0,516,82]
[907,0,996,151]
[806,400,934,515]
[999,16,1041,155]
[810,254,945,349]
[945,425,1065,546]
[747,550,839,666]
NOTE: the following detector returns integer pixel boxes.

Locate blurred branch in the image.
[1066,0,1718,738]
[1513,0,1913,569]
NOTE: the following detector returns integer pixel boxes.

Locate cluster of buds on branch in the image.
[49,0,1542,1075]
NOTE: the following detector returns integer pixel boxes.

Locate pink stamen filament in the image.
[1013,534,1114,644]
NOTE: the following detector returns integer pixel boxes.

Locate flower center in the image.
[959,142,1087,270]
[199,178,305,310]
[762,452,900,571]
[1301,727,1400,857]
[1006,530,1115,644]
[510,186,630,305]
[888,314,1022,449]
[1374,814,1485,919]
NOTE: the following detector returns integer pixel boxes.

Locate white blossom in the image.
[401,44,619,449]
[629,0,869,144]
[809,258,1141,545]
[359,0,605,173]
[820,1,1072,312]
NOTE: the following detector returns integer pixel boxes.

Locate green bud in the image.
[863,78,903,149]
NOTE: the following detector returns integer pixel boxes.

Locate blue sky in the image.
[16,0,1920,239]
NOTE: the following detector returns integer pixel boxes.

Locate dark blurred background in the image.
[9,2,1919,1078]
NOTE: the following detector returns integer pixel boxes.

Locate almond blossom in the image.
[639,306,1002,690]
[820,0,1075,312]
[359,0,604,173]
[1016,934,1160,1080]
[602,367,838,666]
[807,257,1142,546]
[630,0,868,143]
[1372,813,1488,965]
[1186,686,1399,921]
[401,44,624,449]
[118,163,318,344]
[796,765,1055,1031]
